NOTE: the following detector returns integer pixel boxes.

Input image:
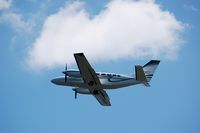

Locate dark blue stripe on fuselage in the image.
[107,77,134,82]
[145,74,153,76]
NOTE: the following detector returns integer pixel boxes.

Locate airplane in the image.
[51,53,160,106]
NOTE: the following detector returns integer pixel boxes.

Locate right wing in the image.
[73,87,111,106]
[93,89,111,106]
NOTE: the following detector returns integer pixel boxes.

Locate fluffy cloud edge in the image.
[26,0,185,70]
[0,0,11,10]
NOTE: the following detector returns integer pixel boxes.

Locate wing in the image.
[73,87,111,106]
[74,53,101,88]
[93,90,111,106]
[74,53,111,106]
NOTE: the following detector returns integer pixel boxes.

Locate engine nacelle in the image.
[72,88,91,94]
[63,70,81,77]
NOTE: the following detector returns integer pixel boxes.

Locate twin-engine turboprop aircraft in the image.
[51,53,160,106]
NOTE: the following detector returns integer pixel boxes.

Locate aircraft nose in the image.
[51,79,57,84]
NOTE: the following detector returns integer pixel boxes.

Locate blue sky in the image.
[0,0,200,133]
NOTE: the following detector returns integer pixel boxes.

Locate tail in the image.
[143,60,160,82]
[135,60,160,86]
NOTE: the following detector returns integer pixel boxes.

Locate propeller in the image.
[72,88,78,99]
[75,91,77,99]
[62,64,67,82]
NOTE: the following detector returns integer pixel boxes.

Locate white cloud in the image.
[27,0,185,70]
[0,0,11,10]
[0,12,34,32]
[0,0,34,33]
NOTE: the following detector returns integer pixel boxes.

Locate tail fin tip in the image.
[143,60,160,68]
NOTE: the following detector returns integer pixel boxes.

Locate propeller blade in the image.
[65,74,67,82]
[75,91,77,99]
[64,64,67,82]
[65,64,67,71]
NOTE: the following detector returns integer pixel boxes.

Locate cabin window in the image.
[101,73,106,76]
[107,74,111,76]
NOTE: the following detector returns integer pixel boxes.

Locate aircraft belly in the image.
[65,78,87,88]
[52,76,140,89]
[59,77,102,89]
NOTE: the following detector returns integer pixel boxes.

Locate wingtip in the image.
[150,60,160,63]
[74,53,84,56]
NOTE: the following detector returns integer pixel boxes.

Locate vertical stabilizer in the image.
[143,60,160,82]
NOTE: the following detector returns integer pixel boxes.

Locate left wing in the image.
[74,53,101,88]
[74,53,111,106]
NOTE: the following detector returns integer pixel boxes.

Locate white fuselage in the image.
[51,70,141,90]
